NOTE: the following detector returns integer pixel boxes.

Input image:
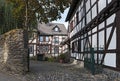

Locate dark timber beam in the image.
[71,0,120,41]
[116,10,120,69]
[100,23,116,64]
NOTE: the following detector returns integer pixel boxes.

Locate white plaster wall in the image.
[69,0,117,68]
[98,0,106,13]
[108,29,116,49]
[34,45,36,56]
[99,30,104,48]
[107,14,116,25]
[91,0,96,6]
[92,4,97,19]
[92,34,97,48]
[105,14,116,67]
[108,0,112,4]
[104,53,116,67]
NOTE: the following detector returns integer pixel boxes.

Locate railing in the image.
[84,47,104,75]
[84,48,95,75]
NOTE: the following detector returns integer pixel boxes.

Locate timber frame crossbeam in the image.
[71,0,120,41]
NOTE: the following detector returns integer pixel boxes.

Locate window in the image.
[54,46,59,54]
[70,21,73,31]
[54,27,59,32]
[72,41,78,53]
[53,25,60,32]
[74,41,78,52]
[29,45,34,54]
[62,37,65,41]
[46,36,49,42]
[40,36,43,42]
[54,37,59,44]
[76,11,79,25]
[72,42,74,53]
[39,45,50,53]
[78,39,81,52]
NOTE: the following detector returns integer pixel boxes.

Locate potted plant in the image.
[59,53,66,63]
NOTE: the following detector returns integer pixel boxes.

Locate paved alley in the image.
[0,72,22,81]
[23,61,108,81]
[0,61,109,81]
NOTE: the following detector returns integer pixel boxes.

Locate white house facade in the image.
[66,0,120,70]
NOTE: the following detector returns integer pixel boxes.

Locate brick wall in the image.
[0,29,29,74]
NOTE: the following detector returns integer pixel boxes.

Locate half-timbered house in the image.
[66,0,120,70]
[29,23,68,59]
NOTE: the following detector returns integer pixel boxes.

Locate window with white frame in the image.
[29,45,34,54]
[46,36,49,42]
[55,27,59,31]
[54,37,59,44]
[39,36,44,42]
[54,46,59,54]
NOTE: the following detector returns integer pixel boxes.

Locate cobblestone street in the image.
[0,61,109,81]
[23,61,108,81]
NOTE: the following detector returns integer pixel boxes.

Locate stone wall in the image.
[0,29,28,74]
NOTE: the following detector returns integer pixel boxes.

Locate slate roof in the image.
[38,23,67,36]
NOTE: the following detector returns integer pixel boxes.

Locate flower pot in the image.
[59,59,63,63]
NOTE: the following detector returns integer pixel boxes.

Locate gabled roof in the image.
[65,0,82,21]
[52,25,60,30]
[38,23,67,36]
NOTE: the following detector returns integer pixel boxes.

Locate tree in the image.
[0,0,71,37]
[6,0,71,27]
[3,0,71,40]
[0,0,19,34]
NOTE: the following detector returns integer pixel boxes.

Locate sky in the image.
[52,8,69,29]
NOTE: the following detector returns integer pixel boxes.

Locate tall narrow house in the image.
[66,0,120,70]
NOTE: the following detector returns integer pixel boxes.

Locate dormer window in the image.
[53,25,60,32]
[54,27,59,32]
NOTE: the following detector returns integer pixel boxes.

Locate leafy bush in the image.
[59,53,66,60]
[30,56,37,60]
[58,53,70,63]
[48,57,55,62]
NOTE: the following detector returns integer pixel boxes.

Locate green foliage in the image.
[48,57,55,62]
[0,0,24,34]
[30,56,37,60]
[0,0,14,34]
[6,0,71,23]
[59,53,66,60]
[0,0,71,35]
[58,53,70,63]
